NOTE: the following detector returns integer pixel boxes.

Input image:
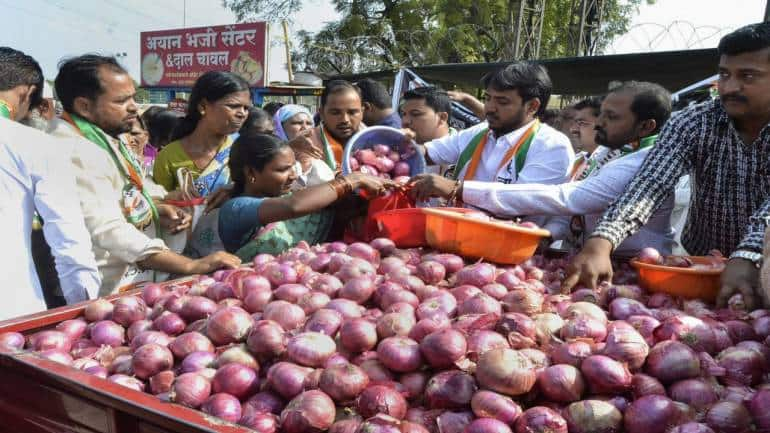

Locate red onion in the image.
[329,419,362,433]
[580,355,632,394]
[211,363,259,399]
[358,385,408,419]
[180,351,217,373]
[471,390,522,425]
[560,316,607,343]
[303,308,343,336]
[608,298,650,321]
[337,259,378,282]
[420,328,467,369]
[565,302,607,323]
[623,395,679,433]
[654,316,716,354]
[287,332,336,367]
[309,274,343,297]
[246,320,287,361]
[126,319,153,341]
[668,423,715,433]
[377,312,416,339]
[514,406,568,433]
[645,341,700,384]
[151,312,185,336]
[520,348,550,373]
[538,364,585,403]
[243,391,286,416]
[425,370,477,410]
[28,330,72,352]
[637,247,661,264]
[216,344,258,369]
[459,294,503,316]
[377,336,423,372]
[0,332,25,353]
[84,365,109,378]
[132,343,173,379]
[243,287,273,313]
[550,341,594,368]
[380,257,408,276]
[571,288,603,305]
[359,359,395,382]
[563,400,622,433]
[319,363,370,403]
[631,373,666,398]
[130,330,173,351]
[108,374,145,392]
[239,412,278,432]
[716,345,765,386]
[400,371,430,400]
[749,389,770,431]
[206,281,235,301]
[108,353,133,375]
[452,285,483,304]
[56,318,87,341]
[388,274,426,295]
[456,263,497,287]
[84,298,114,322]
[647,292,678,309]
[297,292,331,315]
[280,390,336,433]
[142,283,167,307]
[111,296,147,326]
[89,320,125,347]
[149,370,175,395]
[416,261,446,285]
[274,283,310,303]
[476,348,536,396]
[380,290,420,311]
[266,262,299,287]
[179,296,218,321]
[418,292,457,320]
[169,332,214,359]
[38,349,73,365]
[202,393,242,423]
[346,242,380,263]
[668,379,719,410]
[370,237,396,253]
[465,418,513,433]
[502,289,543,315]
[266,362,314,399]
[626,315,660,346]
[340,318,378,353]
[705,401,751,433]
[206,306,253,345]
[263,300,307,330]
[437,410,474,433]
[338,277,375,304]
[409,316,451,342]
[603,320,649,370]
[467,330,510,359]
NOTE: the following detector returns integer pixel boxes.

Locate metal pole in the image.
[282,21,294,83]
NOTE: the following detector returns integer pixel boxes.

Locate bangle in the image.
[329,177,353,199]
[447,180,463,206]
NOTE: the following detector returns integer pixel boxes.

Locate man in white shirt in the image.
[51,54,240,294]
[401,87,454,145]
[459,81,676,257]
[408,62,574,211]
[0,47,100,319]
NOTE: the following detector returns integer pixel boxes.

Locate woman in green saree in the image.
[218,133,393,260]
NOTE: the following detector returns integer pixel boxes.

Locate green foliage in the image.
[224,0,654,74]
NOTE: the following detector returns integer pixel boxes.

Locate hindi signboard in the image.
[140,23,268,88]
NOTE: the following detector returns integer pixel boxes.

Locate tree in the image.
[224,0,655,75]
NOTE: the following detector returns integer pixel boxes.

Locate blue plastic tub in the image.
[341,126,427,176]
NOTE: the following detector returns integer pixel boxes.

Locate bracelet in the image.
[329,177,353,199]
[447,180,463,206]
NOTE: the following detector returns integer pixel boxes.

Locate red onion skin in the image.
[319,363,370,403]
[668,379,719,411]
[0,332,25,353]
[111,296,148,327]
[152,312,186,336]
[401,371,430,401]
[297,292,331,315]
[263,300,307,331]
[476,348,537,397]
[84,298,114,322]
[340,318,379,353]
[631,373,666,399]
[28,330,72,352]
[180,351,217,373]
[456,263,497,287]
[90,321,125,347]
[247,320,287,361]
[130,330,173,351]
[467,330,510,359]
[645,341,700,384]
[179,296,218,322]
[502,289,543,316]
[38,349,73,365]
[84,365,109,378]
[108,374,145,392]
[212,363,259,399]
[266,362,314,400]
[281,390,336,433]
[750,389,770,431]
[202,393,242,423]
[424,370,477,410]
[420,329,467,369]
[132,343,174,379]
[580,355,632,394]
[626,315,660,346]
[668,423,715,433]
[358,385,409,419]
[560,316,607,343]
[654,316,716,354]
[471,390,523,425]
[126,319,154,341]
[563,400,622,433]
[603,320,649,370]
[465,418,513,433]
[725,320,758,343]
[514,406,568,433]
[242,391,286,417]
[168,332,214,360]
[550,341,594,368]
[206,306,254,346]
[239,412,278,433]
[538,364,585,403]
[149,370,175,395]
[705,401,752,433]
[56,318,88,341]
[623,395,679,433]
[459,294,503,317]
[142,283,167,307]
[304,308,343,336]
[359,359,395,382]
[329,419,362,433]
[287,332,337,367]
[416,261,447,285]
[716,346,765,386]
[377,336,423,373]
[438,411,475,433]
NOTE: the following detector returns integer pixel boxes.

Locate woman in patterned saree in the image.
[218,133,394,261]
[153,71,251,197]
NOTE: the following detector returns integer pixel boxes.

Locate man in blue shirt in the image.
[356,78,401,128]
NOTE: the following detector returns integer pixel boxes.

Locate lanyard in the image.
[578,134,658,180]
[62,112,159,223]
[319,124,339,171]
[464,120,540,181]
[0,100,13,120]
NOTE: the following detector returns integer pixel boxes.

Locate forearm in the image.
[137,250,195,275]
[259,181,341,224]
[735,197,770,253]
[456,93,485,119]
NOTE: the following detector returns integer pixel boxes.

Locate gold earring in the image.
[200,110,205,116]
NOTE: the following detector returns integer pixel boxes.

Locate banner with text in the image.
[140,23,268,88]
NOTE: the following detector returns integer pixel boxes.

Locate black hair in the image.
[0,47,44,110]
[321,79,361,106]
[573,97,602,117]
[171,71,250,141]
[141,107,183,149]
[609,81,672,134]
[402,86,451,115]
[55,54,127,114]
[229,133,290,196]
[482,62,552,117]
[539,109,560,126]
[355,78,392,109]
[262,101,285,116]
[718,22,770,56]
[240,107,273,135]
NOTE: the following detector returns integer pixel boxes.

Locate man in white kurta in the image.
[459,81,676,257]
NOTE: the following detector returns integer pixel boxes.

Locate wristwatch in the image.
[729,250,764,268]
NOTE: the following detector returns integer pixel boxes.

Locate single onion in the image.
[416,261,446,285]
[179,296,218,322]
[626,315,660,346]
[705,401,751,433]
[287,332,336,367]
[377,336,423,372]
[502,289,543,315]
[132,343,173,379]
[560,316,607,343]
[179,351,217,373]
[216,344,258,369]
[84,298,114,322]
[409,316,451,342]
[668,423,715,433]
[476,348,536,396]
[654,316,716,354]
[126,319,153,341]
[242,391,286,417]
[563,400,622,433]
[168,332,214,359]
[400,371,430,400]
[266,362,314,399]
[357,385,408,419]
[538,364,585,403]
[38,349,73,365]
[142,283,167,307]
[28,330,72,351]
[514,406,568,433]
[456,263,497,287]
[212,363,259,399]
[149,370,175,395]
[377,312,416,339]
[297,292,331,315]
[246,320,287,361]
[471,390,523,425]
[319,363,370,403]
[420,328,467,369]
[465,418,513,433]
[206,306,253,345]
[668,379,719,410]
[90,321,125,347]
[153,312,186,336]
[565,302,607,323]
[645,341,700,384]
[631,373,666,398]
[239,412,278,433]
[263,300,307,330]
[603,320,649,370]
[550,341,593,368]
[56,318,87,341]
[425,370,477,410]
[202,393,242,423]
[623,395,678,433]
[467,330,510,359]
[130,330,173,351]
[206,281,235,301]
[0,332,25,353]
[750,389,770,431]
[340,318,378,353]
[111,296,147,326]
[304,308,343,336]
[108,374,145,392]
[437,411,474,433]
[580,355,632,394]
[281,390,336,433]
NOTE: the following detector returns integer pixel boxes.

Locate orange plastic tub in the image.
[423,208,550,264]
[374,207,473,248]
[630,256,725,301]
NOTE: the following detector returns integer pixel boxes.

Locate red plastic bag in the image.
[345,188,416,242]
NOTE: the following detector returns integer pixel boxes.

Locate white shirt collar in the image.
[490,119,538,146]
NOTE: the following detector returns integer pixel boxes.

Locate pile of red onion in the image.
[350,144,411,183]
[3,239,770,433]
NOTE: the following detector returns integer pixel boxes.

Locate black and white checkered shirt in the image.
[592,99,770,256]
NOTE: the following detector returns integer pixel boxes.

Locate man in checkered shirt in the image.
[563,22,770,309]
